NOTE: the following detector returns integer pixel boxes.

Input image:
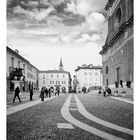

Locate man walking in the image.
[13,86,22,103]
[30,88,33,101]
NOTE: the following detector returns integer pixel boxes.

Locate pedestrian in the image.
[49,88,52,98]
[13,86,22,103]
[45,87,48,98]
[98,89,102,94]
[56,86,60,96]
[106,87,111,95]
[120,80,123,88]
[103,87,106,97]
[40,87,45,101]
[30,88,33,101]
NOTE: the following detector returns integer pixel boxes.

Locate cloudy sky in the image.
[7,0,108,76]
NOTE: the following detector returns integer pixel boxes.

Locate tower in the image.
[59,58,64,71]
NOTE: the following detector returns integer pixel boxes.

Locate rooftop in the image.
[75,64,102,71]
[39,70,70,74]
[7,46,39,70]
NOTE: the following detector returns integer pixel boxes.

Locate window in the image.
[18,61,20,68]
[84,72,87,75]
[63,74,65,78]
[11,57,14,67]
[23,64,25,74]
[43,80,45,85]
[89,72,92,75]
[23,64,25,70]
[95,72,98,76]
[51,74,53,78]
[43,74,45,79]
[50,81,51,84]
[62,81,63,84]
[57,74,59,78]
[56,81,57,84]
[106,66,109,75]
[114,7,122,29]
[27,72,29,78]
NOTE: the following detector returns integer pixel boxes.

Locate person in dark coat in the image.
[40,87,45,101]
[30,88,33,101]
[98,89,102,94]
[13,86,22,103]
[48,88,52,98]
[56,86,60,96]
[103,87,106,97]
[106,87,112,95]
[45,88,48,98]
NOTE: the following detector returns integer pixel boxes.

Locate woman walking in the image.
[40,87,45,101]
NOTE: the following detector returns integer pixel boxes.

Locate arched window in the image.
[114,7,122,29]
[106,66,109,75]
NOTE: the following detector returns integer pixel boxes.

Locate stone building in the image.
[100,0,133,89]
[7,46,39,93]
[75,64,102,92]
[38,59,71,93]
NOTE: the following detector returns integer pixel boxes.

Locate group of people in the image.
[40,87,52,101]
[98,86,112,97]
[12,86,61,103]
[40,86,60,101]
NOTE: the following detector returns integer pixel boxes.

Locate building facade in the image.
[75,64,102,92]
[100,0,133,89]
[38,59,71,93]
[7,46,39,92]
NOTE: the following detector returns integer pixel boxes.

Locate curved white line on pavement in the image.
[74,95,133,136]
[61,94,125,140]
[110,97,133,104]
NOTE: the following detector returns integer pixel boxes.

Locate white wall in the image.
[76,68,102,92]
[39,72,69,92]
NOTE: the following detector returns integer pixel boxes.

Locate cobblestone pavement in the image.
[7,93,133,140]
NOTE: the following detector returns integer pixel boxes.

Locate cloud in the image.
[21,1,39,8]
[65,1,77,14]
[86,12,106,31]
[47,15,63,27]
[76,1,92,16]
[13,5,55,22]
[49,0,65,6]
[65,0,107,17]
[40,0,51,6]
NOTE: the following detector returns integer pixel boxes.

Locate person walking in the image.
[48,88,52,98]
[103,87,106,97]
[30,88,33,101]
[45,88,48,98]
[56,86,60,96]
[40,87,45,101]
[106,87,112,95]
[13,86,22,103]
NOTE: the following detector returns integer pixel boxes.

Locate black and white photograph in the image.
[4,0,135,139]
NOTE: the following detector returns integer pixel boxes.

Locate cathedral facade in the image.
[100,0,133,89]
